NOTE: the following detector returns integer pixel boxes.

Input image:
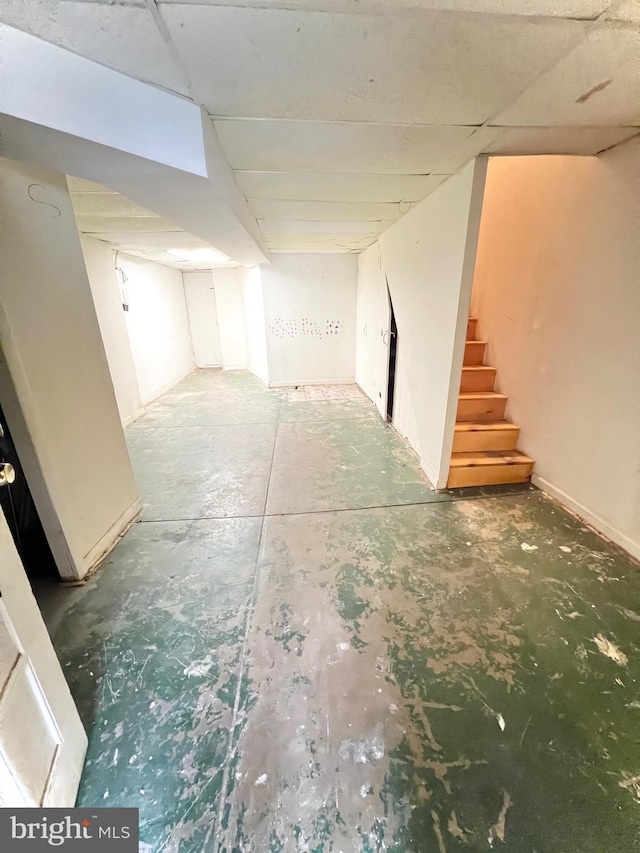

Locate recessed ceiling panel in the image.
[234,171,448,202]
[0,0,190,97]
[249,198,408,221]
[494,25,640,127]
[487,125,639,155]
[215,120,496,174]
[162,5,585,124]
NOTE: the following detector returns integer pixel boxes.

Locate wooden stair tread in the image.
[459,392,506,400]
[462,366,494,372]
[450,450,534,467]
[455,420,518,432]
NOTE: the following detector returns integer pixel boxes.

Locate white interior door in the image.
[0,508,87,807]
[355,253,391,419]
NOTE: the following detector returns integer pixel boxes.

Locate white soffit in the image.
[248,199,409,221]
[488,125,640,155]
[160,5,586,124]
[0,0,190,97]
[215,120,497,174]
[234,171,448,203]
[494,25,640,127]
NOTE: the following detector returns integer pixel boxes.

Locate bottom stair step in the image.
[453,420,519,452]
[448,450,534,488]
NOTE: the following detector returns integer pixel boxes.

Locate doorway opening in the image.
[0,404,58,583]
[386,287,398,422]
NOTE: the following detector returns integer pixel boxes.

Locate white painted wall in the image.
[117,253,195,404]
[471,143,640,559]
[355,245,390,419]
[0,158,140,580]
[183,271,223,368]
[356,158,487,487]
[261,254,357,386]
[80,237,141,424]
[214,269,248,370]
[241,267,270,385]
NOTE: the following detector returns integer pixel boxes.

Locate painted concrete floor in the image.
[37,370,640,852]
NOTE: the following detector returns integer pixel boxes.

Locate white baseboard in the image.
[223,365,248,371]
[269,378,356,388]
[80,497,143,580]
[121,366,196,427]
[248,369,269,388]
[532,474,640,562]
[121,408,144,427]
[419,457,440,491]
[140,366,195,406]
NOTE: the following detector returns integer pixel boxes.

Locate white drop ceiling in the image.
[67,177,240,271]
[3,0,639,257]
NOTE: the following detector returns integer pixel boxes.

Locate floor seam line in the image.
[134,489,535,525]
[211,396,281,851]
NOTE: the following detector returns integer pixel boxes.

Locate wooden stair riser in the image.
[453,426,519,453]
[460,367,496,393]
[464,341,486,365]
[448,462,533,488]
[457,394,507,422]
[467,318,478,340]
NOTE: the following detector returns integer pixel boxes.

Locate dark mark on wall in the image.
[575,79,612,104]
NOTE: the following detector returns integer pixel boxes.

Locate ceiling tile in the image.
[71,193,160,218]
[75,215,183,233]
[162,5,585,124]
[487,125,640,155]
[249,198,409,221]
[494,25,640,127]
[66,176,117,193]
[0,0,190,96]
[159,0,607,16]
[234,171,448,202]
[259,219,393,234]
[264,235,377,249]
[606,0,640,22]
[270,247,354,253]
[85,232,208,247]
[216,120,496,174]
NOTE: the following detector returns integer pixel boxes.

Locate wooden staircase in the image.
[448,318,535,488]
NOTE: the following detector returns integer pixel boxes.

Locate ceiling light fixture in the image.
[167,248,229,263]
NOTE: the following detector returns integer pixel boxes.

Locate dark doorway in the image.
[386,286,398,422]
[0,404,58,582]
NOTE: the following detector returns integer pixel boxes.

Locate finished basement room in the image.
[0,3,639,852]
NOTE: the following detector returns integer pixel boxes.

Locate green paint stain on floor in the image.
[36,370,640,851]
